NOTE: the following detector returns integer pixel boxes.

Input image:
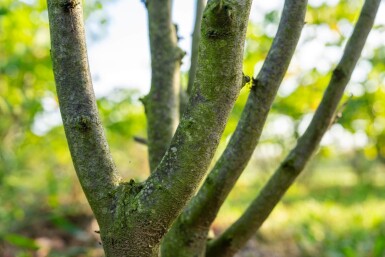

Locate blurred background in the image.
[1,0,385,256]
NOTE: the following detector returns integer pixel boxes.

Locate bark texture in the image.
[48,0,253,256]
[135,0,254,247]
[48,0,379,256]
[47,0,119,228]
[144,0,184,172]
[161,1,307,256]
[206,1,381,256]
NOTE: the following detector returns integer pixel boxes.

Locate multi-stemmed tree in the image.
[46,0,381,256]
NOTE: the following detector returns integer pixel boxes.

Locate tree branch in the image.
[47,0,120,223]
[133,136,148,145]
[187,0,206,95]
[161,1,308,255]
[144,0,184,172]
[129,0,253,248]
[206,1,381,255]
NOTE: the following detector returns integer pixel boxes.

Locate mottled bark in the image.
[135,0,253,248]
[206,1,381,256]
[47,0,119,227]
[144,0,184,172]
[48,0,253,256]
[161,1,307,256]
[48,0,378,256]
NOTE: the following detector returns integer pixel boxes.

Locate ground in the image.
[2,159,385,257]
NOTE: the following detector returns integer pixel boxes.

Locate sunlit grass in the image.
[2,156,384,257]
[214,159,385,257]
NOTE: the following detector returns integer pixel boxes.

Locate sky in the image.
[87,0,195,97]
[86,0,385,97]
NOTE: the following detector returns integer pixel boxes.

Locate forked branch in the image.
[136,0,253,241]
[161,1,308,255]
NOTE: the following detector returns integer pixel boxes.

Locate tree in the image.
[46,0,381,256]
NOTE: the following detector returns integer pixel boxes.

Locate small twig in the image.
[242,73,251,87]
[133,136,148,145]
[141,0,148,8]
[333,94,353,124]
[174,24,183,41]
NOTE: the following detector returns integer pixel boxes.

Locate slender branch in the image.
[206,1,381,256]
[161,1,308,256]
[187,0,206,95]
[133,136,148,145]
[47,0,120,223]
[144,0,184,172]
[131,0,253,246]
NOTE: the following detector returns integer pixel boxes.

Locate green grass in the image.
[2,159,384,256]
[215,160,385,257]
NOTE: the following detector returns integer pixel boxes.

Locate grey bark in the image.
[206,1,381,256]
[161,1,307,256]
[47,0,120,228]
[144,0,184,172]
[135,0,254,244]
[48,0,253,256]
[47,0,379,256]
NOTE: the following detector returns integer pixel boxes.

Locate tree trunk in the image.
[47,0,254,256]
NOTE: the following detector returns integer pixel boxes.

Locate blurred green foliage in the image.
[223,0,385,163]
[1,0,384,256]
[0,0,144,256]
[218,159,385,257]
